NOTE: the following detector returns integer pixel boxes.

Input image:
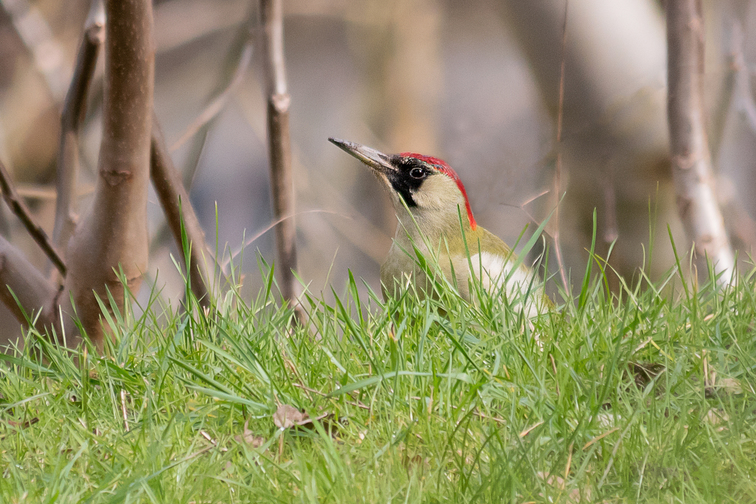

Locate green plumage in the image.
[330,137,550,313]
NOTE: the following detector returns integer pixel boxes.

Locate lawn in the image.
[1,255,755,503]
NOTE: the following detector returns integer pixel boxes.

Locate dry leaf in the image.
[703,408,730,428]
[272,405,342,437]
[705,377,744,398]
[273,404,308,429]
[235,418,265,448]
[715,378,743,395]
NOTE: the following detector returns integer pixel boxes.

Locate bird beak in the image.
[329,138,396,176]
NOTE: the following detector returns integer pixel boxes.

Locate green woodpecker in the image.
[329,138,546,313]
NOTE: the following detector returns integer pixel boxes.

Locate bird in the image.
[329,137,547,313]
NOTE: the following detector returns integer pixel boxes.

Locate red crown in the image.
[399,153,477,230]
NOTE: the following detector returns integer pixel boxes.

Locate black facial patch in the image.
[387,156,432,207]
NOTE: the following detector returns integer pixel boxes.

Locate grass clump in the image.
[1,256,756,503]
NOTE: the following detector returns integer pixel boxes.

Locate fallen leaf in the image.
[235,418,265,448]
[273,404,308,429]
[711,377,743,395]
[272,405,343,437]
[703,408,729,428]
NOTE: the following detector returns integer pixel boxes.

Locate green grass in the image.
[1,254,756,503]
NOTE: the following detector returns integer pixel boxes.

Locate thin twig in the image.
[151,114,219,307]
[200,430,218,446]
[552,0,570,294]
[519,188,551,209]
[16,183,94,201]
[180,13,256,190]
[170,39,254,152]
[148,16,254,273]
[582,427,619,450]
[0,159,66,275]
[666,0,735,284]
[53,0,105,253]
[519,420,545,438]
[259,0,301,316]
[221,209,342,273]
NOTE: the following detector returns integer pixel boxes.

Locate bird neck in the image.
[394,204,478,252]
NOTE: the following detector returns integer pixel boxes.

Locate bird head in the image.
[329,138,477,232]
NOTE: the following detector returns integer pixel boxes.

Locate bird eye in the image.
[409,167,426,179]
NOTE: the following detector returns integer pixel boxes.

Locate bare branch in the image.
[259,0,301,308]
[53,0,105,252]
[0,159,66,275]
[0,0,69,100]
[719,176,756,251]
[730,19,756,138]
[552,0,570,294]
[600,159,619,245]
[148,18,253,275]
[0,234,56,326]
[59,0,155,348]
[151,114,218,307]
[170,38,253,153]
[221,209,343,272]
[501,0,670,285]
[666,0,735,283]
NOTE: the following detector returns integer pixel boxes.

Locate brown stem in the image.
[666,0,734,283]
[552,0,570,294]
[259,0,300,307]
[53,0,105,252]
[58,0,154,348]
[148,18,254,275]
[0,159,66,275]
[730,18,756,138]
[0,234,57,326]
[151,114,217,307]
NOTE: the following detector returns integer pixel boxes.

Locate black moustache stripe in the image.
[390,178,418,207]
[387,155,433,207]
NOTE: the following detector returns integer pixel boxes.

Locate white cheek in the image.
[411,189,443,210]
[413,176,465,210]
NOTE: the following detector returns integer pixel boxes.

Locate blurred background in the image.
[1,0,755,345]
